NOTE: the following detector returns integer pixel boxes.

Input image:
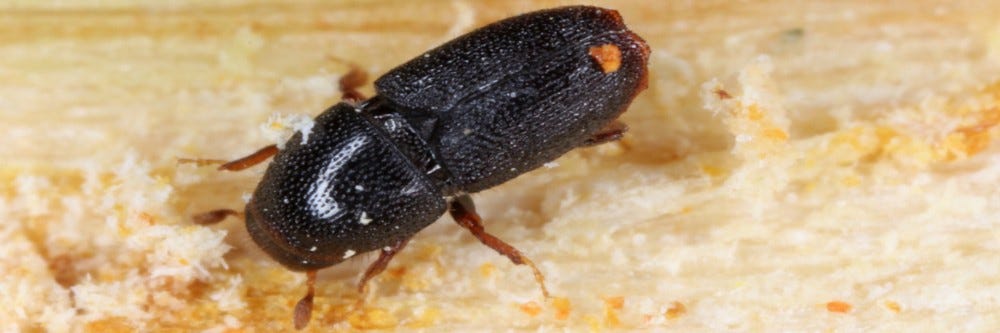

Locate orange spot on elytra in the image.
[589,44,622,73]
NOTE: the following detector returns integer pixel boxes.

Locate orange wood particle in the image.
[951,108,1000,157]
[602,296,625,327]
[138,212,155,225]
[552,297,572,320]
[665,301,686,319]
[747,105,764,120]
[588,44,622,73]
[519,301,543,317]
[603,296,625,310]
[348,307,398,329]
[84,318,133,333]
[604,307,622,327]
[885,300,901,313]
[826,301,852,313]
[387,266,407,278]
[763,128,789,140]
[479,262,495,277]
[701,165,726,177]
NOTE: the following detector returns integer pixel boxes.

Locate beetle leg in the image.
[581,120,628,146]
[357,238,410,293]
[338,65,369,103]
[448,194,551,298]
[191,209,242,225]
[348,239,410,315]
[293,270,318,330]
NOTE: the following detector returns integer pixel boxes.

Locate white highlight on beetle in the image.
[358,212,372,225]
[355,185,365,191]
[427,164,441,174]
[309,246,317,252]
[384,118,399,132]
[306,135,369,219]
[400,178,423,195]
[342,249,356,259]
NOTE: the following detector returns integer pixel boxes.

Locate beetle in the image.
[193,5,649,329]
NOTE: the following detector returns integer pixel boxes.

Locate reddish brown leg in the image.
[581,120,628,146]
[293,270,318,330]
[357,238,410,294]
[217,144,279,171]
[448,194,551,298]
[338,65,368,103]
[192,209,242,225]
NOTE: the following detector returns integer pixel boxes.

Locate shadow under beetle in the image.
[194,5,649,329]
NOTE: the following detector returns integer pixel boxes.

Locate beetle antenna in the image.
[191,209,241,225]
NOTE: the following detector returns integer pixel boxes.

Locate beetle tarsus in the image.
[448,194,551,298]
[357,238,410,294]
[581,120,628,146]
[338,65,369,103]
[293,270,318,330]
[328,56,369,102]
[192,209,242,225]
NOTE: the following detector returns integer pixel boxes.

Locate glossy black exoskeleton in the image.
[197,5,649,329]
